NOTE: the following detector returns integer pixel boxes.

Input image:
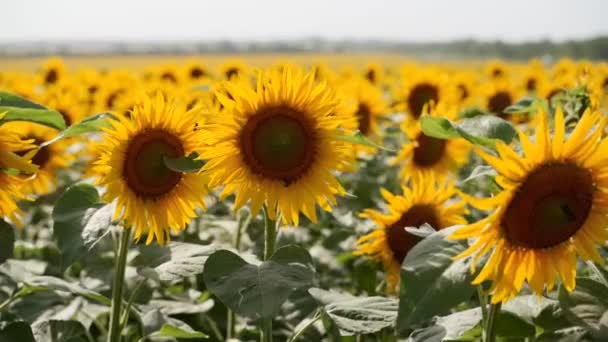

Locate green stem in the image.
[263,206,277,261]
[119,279,144,332]
[108,228,131,342]
[484,302,502,342]
[227,210,250,340]
[477,286,488,332]
[261,207,277,342]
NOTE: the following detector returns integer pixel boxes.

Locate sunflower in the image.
[337,77,387,138]
[396,67,456,120]
[355,174,468,290]
[483,60,510,79]
[90,93,208,244]
[7,123,72,196]
[199,66,355,226]
[183,60,210,81]
[450,108,608,303]
[481,80,524,122]
[392,102,470,181]
[363,63,384,86]
[449,70,478,106]
[0,119,39,225]
[218,59,248,80]
[520,59,546,93]
[40,57,67,86]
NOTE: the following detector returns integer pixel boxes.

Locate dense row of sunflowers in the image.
[0,56,607,341]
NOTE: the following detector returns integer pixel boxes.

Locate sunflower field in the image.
[0,56,607,342]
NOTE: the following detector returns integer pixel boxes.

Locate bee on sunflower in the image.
[199,66,356,226]
[450,107,608,303]
[356,173,468,291]
[90,93,208,244]
[392,102,470,181]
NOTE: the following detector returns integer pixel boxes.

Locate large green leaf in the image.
[31,320,88,342]
[52,184,114,270]
[203,245,314,320]
[408,308,481,342]
[0,92,65,130]
[137,242,219,282]
[308,287,397,336]
[397,225,475,332]
[0,91,46,109]
[559,277,608,339]
[0,219,15,264]
[0,321,36,342]
[25,276,111,305]
[335,130,395,152]
[421,114,516,150]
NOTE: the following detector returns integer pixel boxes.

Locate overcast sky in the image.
[1,0,606,43]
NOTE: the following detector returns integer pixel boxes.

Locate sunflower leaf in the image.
[163,152,205,173]
[31,319,88,342]
[420,114,516,150]
[203,245,314,320]
[0,91,46,109]
[397,225,475,332]
[0,106,66,130]
[52,184,109,270]
[25,276,111,306]
[504,96,538,114]
[0,321,36,342]
[335,130,395,152]
[558,277,608,339]
[40,112,117,147]
[308,287,397,335]
[157,324,209,339]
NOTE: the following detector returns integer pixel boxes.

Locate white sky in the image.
[1,0,606,42]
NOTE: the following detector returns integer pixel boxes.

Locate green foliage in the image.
[420,114,516,150]
[164,152,205,173]
[203,245,314,320]
[308,287,397,335]
[40,112,117,147]
[0,91,66,130]
[397,226,475,332]
[0,220,15,264]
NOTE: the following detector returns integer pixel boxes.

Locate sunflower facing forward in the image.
[356,174,467,290]
[392,102,470,181]
[450,108,608,303]
[91,94,208,244]
[199,66,355,226]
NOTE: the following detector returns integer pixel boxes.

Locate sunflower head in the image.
[356,173,467,291]
[450,107,608,303]
[199,66,356,226]
[392,102,470,181]
[40,57,67,86]
[481,80,524,122]
[91,93,208,244]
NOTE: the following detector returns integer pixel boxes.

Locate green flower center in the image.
[241,106,316,186]
[123,129,184,198]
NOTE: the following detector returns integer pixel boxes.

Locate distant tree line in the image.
[1,36,608,60]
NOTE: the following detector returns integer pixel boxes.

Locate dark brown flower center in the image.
[225,68,239,79]
[603,77,608,89]
[407,83,439,119]
[386,204,440,263]
[190,67,206,79]
[17,138,49,172]
[240,106,316,186]
[491,68,504,78]
[413,133,446,167]
[365,69,377,83]
[502,163,594,249]
[123,129,184,198]
[44,69,58,85]
[526,78,537,91]
[488,91,513,118]
[161,72,177,84]
[356,103,372,135]
[458,84,469,101]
